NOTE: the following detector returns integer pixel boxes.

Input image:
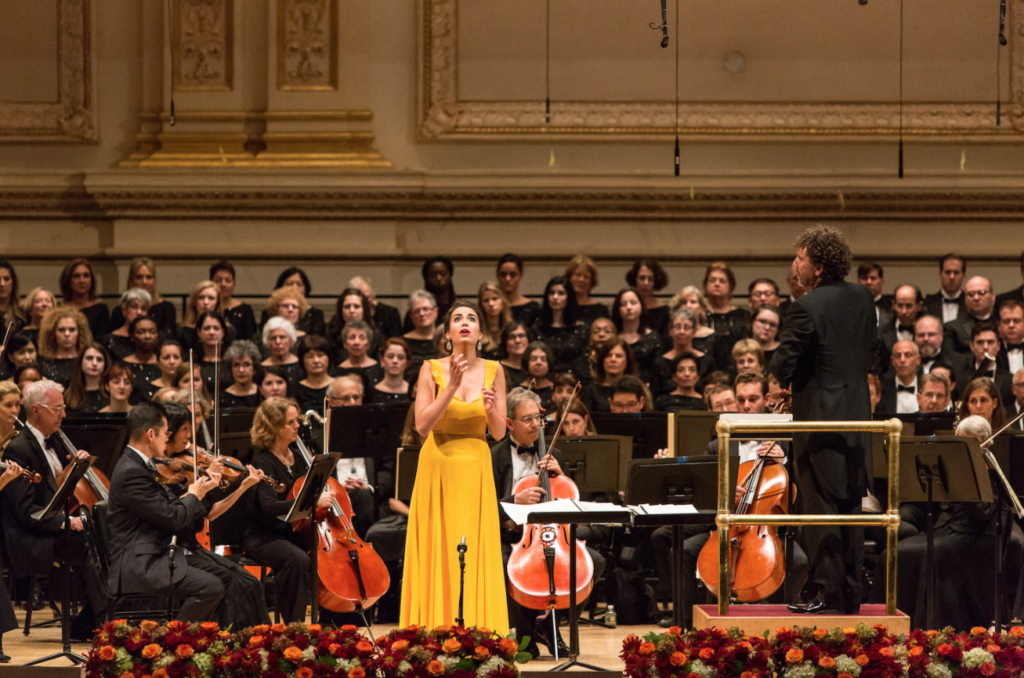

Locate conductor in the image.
[769,225,876,615]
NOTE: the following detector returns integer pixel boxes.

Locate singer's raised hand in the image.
[449,354,468,390]
[482,385,497,413]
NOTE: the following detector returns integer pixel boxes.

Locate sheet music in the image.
[634,503,698,515]
[499,499,695,525]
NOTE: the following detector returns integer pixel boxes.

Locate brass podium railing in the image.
[714,418,903,616]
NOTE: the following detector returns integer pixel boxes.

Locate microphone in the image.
[458,536,467,554]
[168,535,178,555]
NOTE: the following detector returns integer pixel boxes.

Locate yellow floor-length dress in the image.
[400,359,509,633]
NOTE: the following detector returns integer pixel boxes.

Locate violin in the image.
[175,446,285,493]
[287,432,390,613]
[696,449,795,602]
[506,384,595,610]
[0,460,41,484]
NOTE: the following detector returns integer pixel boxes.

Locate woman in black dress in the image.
[580,338,638,413]
[670,285,725,366]
[402,290,440,380]
[193,311,233,395]
[747,303,782,370]
[496,253,541,327]
[18,287,54,348]
[65,343,111,414]
[109,258,178,336]
[265,287,309,343]
[1,331,37,382]
[498,320,531,389]
[653,353,706,413]
[149,339,183,394]
[58,258,110,340]
[295,334,334,413]
[336,320,384,401]
[222,340,262,409]
[702,262,750,350]
[0,259,27,340]
[242,397,334,623]
[124,316,163,400]
[327,287,380,365]
[259,267,325,337]
[179,281,223,350]
[257,365,292,401]
[522,341,556,411]
[611,287,662,386]
[99,362,134,413]
[650,308,713,397]
[626,259,670,337]
[105,288,152,360]
[173,362,215,414]
[37,306,92,387]
[565,254,608,327]
[261,318,305,390]
[530,275,588,377]
[211,259,257,342]
[477,281,512,360]
[374,337,412,404]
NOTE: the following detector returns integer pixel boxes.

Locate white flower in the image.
[688,659,717,678]
[440,656,461,670]
[476,656,504,677]
[962,648,995,669]
[783,660,819,678]
[398,660,413,675]
[835,654,863,677]
[303,646,316,660]
[926,662,953,678]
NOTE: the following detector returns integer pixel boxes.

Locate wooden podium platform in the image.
[693,604,911,636]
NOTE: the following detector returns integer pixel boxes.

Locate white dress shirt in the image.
[336,457,371,488]
[895,376,920,414]
[941,290,963,324]
[1003,341,1024,375]
[510,436,540,485]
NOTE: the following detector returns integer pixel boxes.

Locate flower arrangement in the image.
[85,619,376,678]
[369,624,531,678]
[902,625,1024,678]
[622,625,776,678]
[772,623,904,678]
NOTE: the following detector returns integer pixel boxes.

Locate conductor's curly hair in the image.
[794,225,852,282]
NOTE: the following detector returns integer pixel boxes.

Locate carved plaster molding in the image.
[173,0,233,91]
[0,0,96,142]
[419,0,1024,141]
[277,0,336,90]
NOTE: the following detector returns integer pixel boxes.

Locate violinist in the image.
[491,387,605,658]
[0,381,20,452]
[0,456,29,662]
[241,397,334,623]
[106,402,224,622]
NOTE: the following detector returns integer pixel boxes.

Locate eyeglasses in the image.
[754,318,779,329]
[39,404,66,413]
[965,291,991,298]
[513,414,544,424]
[330,395,362,405]
[508,333,528,341]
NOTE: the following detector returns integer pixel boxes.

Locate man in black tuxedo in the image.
[995,250,1024,314]
[858,261,893,314]
[943,276,996,358]
[953,321,1014,407]
[878,285,923,367]
[1006,368,1024,432]
[914,315,951,374]
[923,254,968,324]
[878,340,921,415]
[349,276,403,340]
[996,299,1024,377]
[0,379,107,625]
[770,225,876,615]
[106,402,224,622]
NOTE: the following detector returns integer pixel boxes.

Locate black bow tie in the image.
[514,444,538,457]
[944,297,960,304]
[1007,343,1024,352]
[897,384,916,394]
[41,436,56,451]
[897,325,914,334]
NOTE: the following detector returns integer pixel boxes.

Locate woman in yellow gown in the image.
[400,302,510,632]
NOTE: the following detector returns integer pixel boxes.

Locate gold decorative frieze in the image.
[173,0,233,91]
[278,0,337,90]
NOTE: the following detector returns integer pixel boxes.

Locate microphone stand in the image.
[167,536,178,618]
[456,536,467,627]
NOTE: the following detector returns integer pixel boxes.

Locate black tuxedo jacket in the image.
[1005,403,1024,431]
[943,314,990,359]
[0,429,69,576]
[106,448,208,595]
[923,292,967,323]
[995,342,1024,376]
[995,284,1024,314]
[878,374,919,415]
[769,280,876,501]
[490,437,564,523]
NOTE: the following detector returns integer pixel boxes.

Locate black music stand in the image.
[896,437,991,631]
[396,446,421,504]
[672,411,722,458]
[556,437,624,500]
[589,412,669,459]
[24,455,96,667]
[626,456,737,627]
[325,404,408,460]
[283,453,340,625]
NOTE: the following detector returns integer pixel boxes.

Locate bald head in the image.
[891,339,921,381]
[965,276,995,318]
[893,285,922,326]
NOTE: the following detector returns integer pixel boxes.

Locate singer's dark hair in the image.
[127,401,168,439]
[971,321,999,342]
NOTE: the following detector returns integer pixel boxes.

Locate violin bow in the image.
[189,349,198,476]
[0,321,12,366]
[213,339,220,457]
[546,382,582,455]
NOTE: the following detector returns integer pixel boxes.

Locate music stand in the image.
[283,453,340,625]
[672,411,722,458]
[589,412,669,459]
[895,437,991,630]
[557,436,628,500]
[396,446,421,504]
[325,404,408,460]
[24,455,96,667]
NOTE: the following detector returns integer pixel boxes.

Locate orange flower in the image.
[670,652,687,667]
[98,646,116,661]
[427,660,445,676]
[855,655,870,666]
[153,671,169,678]
[880,648,895,658]
[435,625,452,635]
[927,630,939,639]
[987,645,1002,654]
[839,673,854,678]
[249,636,265,648]
[843,628,856,635]
[909,647,925,657]
[253,625,270,634]
[297,668,314,678]
[474,646,490,660]
[342,624,358,632]
[443,638,462,654]
[166,621,185,632]
[873,625,887,633]
[698,647,715,661]
[785,648,804,664]
[1011,627,1024,637]
[271,623,287,634]
[937,644,953,657]
[140,620,160,632]
[777,626,792,635]
[392,640,410,652]
[478,627,491,634]
[283,647,305,662]
[500,638,519,656]
[356,640,374,653]
[307,624,322,634]
[819,657,837,669]
[740,673,755,678]
[141,644,163,660]
[349,667,366,678]
[666,626,681,636]
[329,643,341,655]
[972,627,988,638]
[201,622,219,632]
[814,629,828,640]
[737,642,752,651]
[175,645,194,659]
[981,663,997,677]
[641,643,658,656]
[121,673,135,678]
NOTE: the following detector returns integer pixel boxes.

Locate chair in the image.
[207,489,279,622]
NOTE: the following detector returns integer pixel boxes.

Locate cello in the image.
[506,384,595,610]
[287,420,390,614]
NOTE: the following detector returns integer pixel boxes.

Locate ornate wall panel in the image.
[173,0,233,91]
[277,0,337,90]
[419,0,1024,141]
[0,0,95,142]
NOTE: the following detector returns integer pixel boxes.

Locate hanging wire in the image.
[674,0,680,176]
[168,0,176,126]
[898,0,904,178]
[545,0,551,124]
[998,0,1007,125]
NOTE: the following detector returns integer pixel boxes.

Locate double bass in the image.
[506,384,594,610]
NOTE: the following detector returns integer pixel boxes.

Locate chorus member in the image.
[99,363,134,413]
[37,306,92,387]
[651,308,710,396]
[557,397,597,436]
[612,287,662,384]
[106,288,151,359]
[1008,368,1024,431]
[530,276,587,376]
[580,337,637,413]
[996,249,1024,312]
[110,258,177,335]
[106,401,224,622]
[19,287,54,346]
[917,372,953,414]
[328,287,380,365]
[496,253,540,327]
[703,262,750,346]
[924,254,967,324]
[193,311,232,394]
[2,331,37,378]
[173,363,214,413]
[179,281,222,349]
[261,318,304,389]
[565,254,608,326]
[124,316,162,398]
[59,257,110,340]
[402,258,455,332]
[997,300,1024,375]
[498,321,531,388]
[65,344,111,414]
[958,377,1007,429]
[374,338,412,404]
[701,373,733,407]
[242,397,334,623]
[858,261,893,316]
[747,278,781,314]
[626,259,670,335]
[670,285,721,359]
[944,276,997,358]
[221,340,262,409]
[0,382,20,452]
[654,353,706,412]
[879,340,921,414]
[878,284,924,366]
[915,315,950,374]
[550,373,576,414]
[732,339,764,375]
[210,260,257,341]
[954,321,1013,406]
[401,302,508,631]
[568,317,616,384]
[295,335,334,413]
[150,339,184,392]
[403,290,440,380]
[337,321,383,397]
[521,341,555,411]
[478,281,512,360]
[259,267,325,337]
[748,304,782,368]
[770,225,876,616]
[265,287,309,344]
[349,276,403,339]
[257,365,292,400]
[609,375,652,413]
[0,259,26,334]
